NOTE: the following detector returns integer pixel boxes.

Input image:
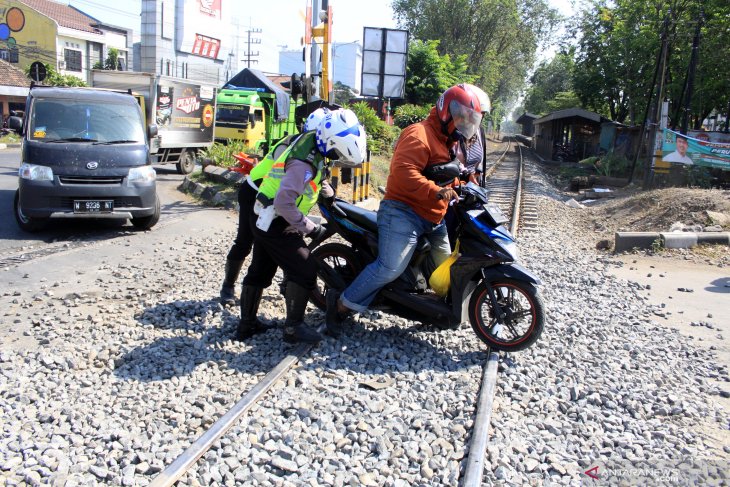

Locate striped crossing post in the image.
[352,165,360,203]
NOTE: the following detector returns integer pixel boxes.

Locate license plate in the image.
[74,200,113,213]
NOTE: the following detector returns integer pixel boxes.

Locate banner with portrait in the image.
[661,129,730,170]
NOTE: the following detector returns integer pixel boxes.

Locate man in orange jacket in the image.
[326,84,484,337]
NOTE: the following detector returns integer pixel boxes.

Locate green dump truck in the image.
[215,68,301,155]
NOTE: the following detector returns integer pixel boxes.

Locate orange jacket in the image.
[384,107,456,224]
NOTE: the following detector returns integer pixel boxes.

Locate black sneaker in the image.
[283,325,322,344]
[325,289,343,338]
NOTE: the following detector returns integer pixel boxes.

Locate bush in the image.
[393,104,430,129]
[199,140,250,169]
[594,151,631,177]
[349,102,400,156]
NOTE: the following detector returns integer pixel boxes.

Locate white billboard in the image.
[177,0,229,60]
[361,27,408,98]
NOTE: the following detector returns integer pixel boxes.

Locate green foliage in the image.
[524,52,576,115]
[104,48,120,70]
[333,81,355,106]
[594,151,631,177]
[394,0,560,117]
[404,39,473,106]
[393,104,431,129]
[199,140,250,169]
[684,165,713,189]
[349,102,400,156]
[25,63,86,87]
[571,0,729,126]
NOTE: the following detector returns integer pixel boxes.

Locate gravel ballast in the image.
[0,158,728,486]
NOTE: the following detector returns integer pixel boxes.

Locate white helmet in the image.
[464,83,491,114]
[303,107,330,132]
[315,109,367,167]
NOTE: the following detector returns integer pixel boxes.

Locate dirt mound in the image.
[589,187,730,234]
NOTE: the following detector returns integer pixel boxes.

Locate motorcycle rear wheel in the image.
[310,243,362,310]
[468,279,544,352]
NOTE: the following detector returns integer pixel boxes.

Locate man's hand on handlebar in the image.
[436,187,460,203]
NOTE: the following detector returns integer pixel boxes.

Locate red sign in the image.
[192,34,221,59]
[199,0,221,18]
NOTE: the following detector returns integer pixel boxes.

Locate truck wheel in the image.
[131,195,160,230]
[176,150,196,175]
[14,190,48,232]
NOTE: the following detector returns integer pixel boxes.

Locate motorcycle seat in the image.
[334,199,378,233]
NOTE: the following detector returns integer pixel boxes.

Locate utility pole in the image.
[642,13,671,189]
[242,27,261,68]
[681,11,703,134]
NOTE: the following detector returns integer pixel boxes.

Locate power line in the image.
[68,0,140,22]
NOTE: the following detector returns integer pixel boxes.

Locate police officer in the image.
[238,109,367,343]
[219,108,331,305]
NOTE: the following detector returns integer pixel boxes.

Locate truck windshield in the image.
[216,104,250,124]
[29,98,145,143]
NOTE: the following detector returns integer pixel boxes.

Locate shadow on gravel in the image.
[707,277,730,294]
[113,298,485,383]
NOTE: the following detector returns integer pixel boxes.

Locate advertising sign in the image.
[178,0,228,60]
[156,79,216,145]
[661,129,730,170]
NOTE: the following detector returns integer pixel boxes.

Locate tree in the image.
[93,47,122,70]
[393,0,559,109]
[404,39,473,106]
[523,52,575,115]
[24,63,86,87]
[333,81,355,106]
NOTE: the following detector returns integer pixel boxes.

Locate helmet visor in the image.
[449,100,482,140]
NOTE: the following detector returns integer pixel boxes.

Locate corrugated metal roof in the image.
[534,108,611,125]
[0,59,31,88]
[19,0,102,35]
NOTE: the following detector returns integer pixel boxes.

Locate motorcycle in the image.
[309,161,545,352]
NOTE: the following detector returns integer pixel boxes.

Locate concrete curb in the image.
[0,142,22,149]
[615,231,730,252]
[179,172,239,210]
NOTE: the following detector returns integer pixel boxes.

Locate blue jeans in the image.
[340,199,451,312]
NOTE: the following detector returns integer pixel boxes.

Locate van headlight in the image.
[128,166,156,183]
[19,163,53,181]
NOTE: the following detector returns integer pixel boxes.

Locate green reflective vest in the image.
[248,133,300,186]
[257,131,324,216]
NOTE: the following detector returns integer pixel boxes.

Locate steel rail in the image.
[462,138,524,486]
[149,343,312,487]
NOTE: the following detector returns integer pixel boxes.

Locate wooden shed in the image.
[533,108,611,161]
[515,112,538,137]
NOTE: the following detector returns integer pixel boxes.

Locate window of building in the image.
[64,49,82,72]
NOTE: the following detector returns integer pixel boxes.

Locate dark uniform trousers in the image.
[242,215,318,291]
[225,181,259,262]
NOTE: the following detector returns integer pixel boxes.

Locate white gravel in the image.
[1,159,728,486]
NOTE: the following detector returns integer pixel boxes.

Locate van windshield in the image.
[29,98,145,143]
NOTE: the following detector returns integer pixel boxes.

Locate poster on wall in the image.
[661,129,730,170]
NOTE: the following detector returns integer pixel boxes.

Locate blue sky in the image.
[70,0,580,73]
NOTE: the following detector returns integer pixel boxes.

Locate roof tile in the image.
[19,0,102,34]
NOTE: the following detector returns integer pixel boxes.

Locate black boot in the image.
[236,285,273,341]
[325,289,346,338]
[282,282,322,344]
[220,259,244,305]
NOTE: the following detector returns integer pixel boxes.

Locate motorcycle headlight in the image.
[128,165,156,183]
[19,163,53,181]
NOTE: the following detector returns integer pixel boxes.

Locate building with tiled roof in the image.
[0,0,132,84]
[0,59,30,120]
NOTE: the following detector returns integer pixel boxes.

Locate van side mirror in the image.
[248,114,256,128]
[8,116,22,132]
[148,124,158,138]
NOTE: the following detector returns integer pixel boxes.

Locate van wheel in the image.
[176,150,196,174]
[131,195,160,230]
[14,190,47,232]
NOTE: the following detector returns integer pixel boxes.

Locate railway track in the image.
[145,136,535,486]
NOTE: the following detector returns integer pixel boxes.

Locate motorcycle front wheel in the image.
[310,243,362,310]
[468,279,544,352]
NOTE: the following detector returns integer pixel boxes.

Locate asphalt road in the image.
[0,149,234,255]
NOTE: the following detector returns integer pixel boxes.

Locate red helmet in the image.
[436,84,483,140]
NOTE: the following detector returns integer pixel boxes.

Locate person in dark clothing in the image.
[238,109,367,343]
[219,108,330,305]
